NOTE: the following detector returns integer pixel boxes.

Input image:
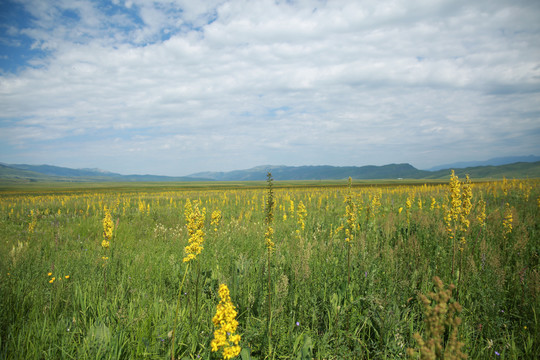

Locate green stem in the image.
[267,247,272,357]
[347,242,351,287]
[171,262,190,360]
[195,260,200,319]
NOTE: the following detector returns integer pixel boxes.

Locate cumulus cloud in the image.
[0,0,539,175]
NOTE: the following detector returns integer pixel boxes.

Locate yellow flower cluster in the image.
[297,201,307,232]
[476,200,486,226]
[28,209,37,234]
[445,170,462,241]
[183,200,206,263]
[265,226,275,250]
[264,173,275,251]
[211,284,241,359]
[448,170,462,222]
[211,210,222,232]
[460,176,473,232]
[101,206,113,249]
[406,197,412,225]
[503,203,513,239]
[371,191,381,215]
[444,172,474,251]
[458,176,473,251]
[289,200,294,215]
[430,197,437,210]
[48,272,69,284]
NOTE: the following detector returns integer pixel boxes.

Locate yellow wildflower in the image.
[211,284,241,359]
[264,172,275,251]
[449,171,461,221]
[102,206,113,249]
[49,277,55,284]
[406,197,412,210]
[183,201,206,263]
[265,226,275,250]
[289,200,294,215]
[28,209,37,234]
[297,201,307,232]
[502,203,513,239]
[476,200,486,226]
[211,210,222,232]
[460,175,472,232]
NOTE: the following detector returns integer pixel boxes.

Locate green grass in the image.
[0,178,539,359]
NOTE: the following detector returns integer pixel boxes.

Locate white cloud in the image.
[1,0,539,175]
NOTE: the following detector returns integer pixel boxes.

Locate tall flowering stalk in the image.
[502,203,513,252]
[476,200,486,227]
[296,201,307,234]
[344,177,356,286]
[171,199,206,360]
[430,197,437,211]
[211,210,222,232]
[289,200,294,218]
[446,171,462,276]
[28,209,37,235]
[371,190,381,218]
[102,206,113,250]
[264,172,275,354]
[101,206,114,296]
[406,197,412,228]
[211,284,241,359]
[183,200,206,263]
[445,171,474,279]
[457,176,472,288]
[459,176,473,250]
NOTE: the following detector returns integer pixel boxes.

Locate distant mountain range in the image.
[425,155,540,171]
[0,163,207,183]
[188,161,540,181]
[0,156,539,183]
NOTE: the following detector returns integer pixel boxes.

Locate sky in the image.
[1,0,539,176]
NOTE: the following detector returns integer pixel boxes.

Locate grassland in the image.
[0,177,538,359]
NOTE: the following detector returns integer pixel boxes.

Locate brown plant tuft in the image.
[408,276,467,360]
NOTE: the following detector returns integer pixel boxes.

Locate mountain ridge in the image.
[425,155,540,171]
[1,160,539,183]
[0,163,209,183]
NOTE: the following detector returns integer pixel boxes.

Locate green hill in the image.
[1,161,539,183]
[426,161,540,179]
[189,162,540,181]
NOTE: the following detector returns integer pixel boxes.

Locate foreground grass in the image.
[0,178,539,359]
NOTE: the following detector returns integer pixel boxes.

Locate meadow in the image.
[0,175,538,359]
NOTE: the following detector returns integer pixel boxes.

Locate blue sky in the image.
[1,0,539,176]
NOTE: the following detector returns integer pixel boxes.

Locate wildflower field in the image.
[0,175,539,359]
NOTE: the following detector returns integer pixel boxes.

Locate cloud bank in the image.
[1,0,539,175]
